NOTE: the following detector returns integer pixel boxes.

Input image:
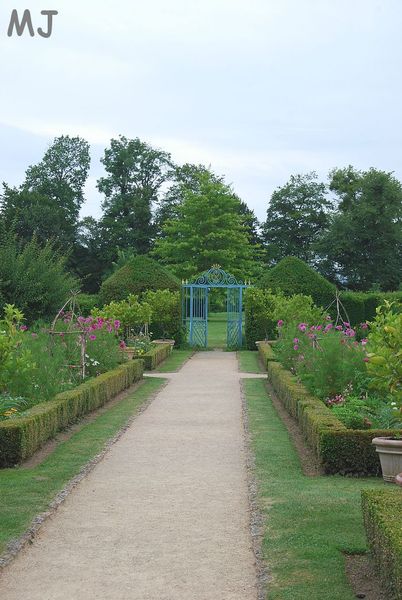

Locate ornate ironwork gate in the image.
[182,267,250,348]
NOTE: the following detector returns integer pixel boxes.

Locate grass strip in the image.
[238,350,263,373]
[155,349,193,372]
[0,377,165,556]
[244,378,386,600]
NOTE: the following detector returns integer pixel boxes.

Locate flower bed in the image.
[0,359,144,468]
[265,359,397,474]
[361,488,402,599]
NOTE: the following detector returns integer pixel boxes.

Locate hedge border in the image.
[361,489,402,599]
[265,360,397,475]
[257,341,277,370]
[0,360,144,468]
[143,343,172,370]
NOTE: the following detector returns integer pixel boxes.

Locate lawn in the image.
[0,377,165,557]
[237,350,263,373]
[244,375,386,599]
[154,348,193,372]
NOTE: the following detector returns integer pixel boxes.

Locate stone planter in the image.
[152,339,175,347]
[372,437,402,483]
[122,347,138,360]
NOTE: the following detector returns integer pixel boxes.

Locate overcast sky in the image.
[0,0,401,221]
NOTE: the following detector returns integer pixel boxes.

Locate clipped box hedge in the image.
[0,359,144,468]
[257,341,277,369]
[362,489,402,599]
[143,343,172,370]
[265,360,395,475]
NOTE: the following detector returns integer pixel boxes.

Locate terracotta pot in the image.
[372,437,402,483]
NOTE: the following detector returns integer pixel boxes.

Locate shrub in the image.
[0,360,144,467]
[361,489,402,600]
[258,257,336,309]
[0,233,77,322]
[244,288,326,350]
[93,295,152,338]
[143,289,184,344]
[77,293,100,315]
[99,255,180,305]
[366,300,402,405]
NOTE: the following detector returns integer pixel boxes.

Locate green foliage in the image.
[318,166,402,290]
[263,172,332,264]
[366,301,402,405]
[0,360,144,467]
[98,136,173,254]
[143,289,184,344]
[77,293,100,315]
[0,305,35,394]
[361,489,402,600]
[259,256,336,309]
[153,170,260,280]
[244,286,326,349]
[0,232,77,322]
[99,255,180,305]
[142,343,172,370]
[93,294,152,333]
[265,359,395,475]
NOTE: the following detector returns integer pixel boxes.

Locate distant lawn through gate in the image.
[206,312,245,349]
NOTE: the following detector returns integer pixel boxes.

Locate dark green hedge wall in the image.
[362,489,402,600]
[259,257,336,310]
[99,256,180,305]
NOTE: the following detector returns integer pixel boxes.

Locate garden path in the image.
[0,351,262,600]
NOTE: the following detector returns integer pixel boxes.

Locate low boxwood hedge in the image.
[0,360,144,468]
[362,489,402,600]
[143,343,172,370]
[257,341,277,369]
[265,360,396,475]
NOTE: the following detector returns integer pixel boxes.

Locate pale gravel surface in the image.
[0,352,260,600]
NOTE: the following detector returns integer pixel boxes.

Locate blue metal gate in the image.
[182,267,250,348]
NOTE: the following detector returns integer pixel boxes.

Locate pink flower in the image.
[316,325,322,331]
[363,357,369,363]
[335,325,343,331]
[119,340,126,349]
[20,325,28,331]
[298,323,307,332]
[31,332,38,338]
[361,323,368,330]
[89,334,96,341]
[344,328,355,337]
[277,320,284,328]
[326,315,332,321]
[344,322,350,328]
[324,324,333,333]
[293,344,299,351]
[310,325,315,331]
[114,320,121,330]
[361,338,368,346]
[293,338,299,344]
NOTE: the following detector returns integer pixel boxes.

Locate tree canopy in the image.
[153,170,260,279]
[263,172,332,265]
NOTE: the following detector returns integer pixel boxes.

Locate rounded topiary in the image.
[99,256,180,305]
[258,256,336,310]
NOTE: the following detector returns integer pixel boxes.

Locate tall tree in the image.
[155,164,262,248]
[153,171,259,279]
[98,136,173,254]
[1,136,90,251]
[317,167,402,290]
[263,172,332,265]
[23,135,90,227]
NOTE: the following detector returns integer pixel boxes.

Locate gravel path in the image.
[0,352,259,600]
